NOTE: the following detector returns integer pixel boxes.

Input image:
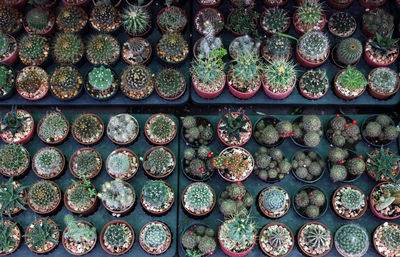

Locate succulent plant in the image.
[142,180,172,211]
[50,65,83,100]
[183,146,214,180]
[254,119,290,146]
[26,8,50,32]
[295,188,326,219]
[67,183,95,210]
[147,114,176,142]
[121,64,154,100]
[141,222,169,251]
[18,34,49,65]
[24,218,60,252]
[0,177,27,217]
[372,183,400,214]
[0,144,29,177]
[158,6,187,32]
[0,6,22,34]
[15,66,48,100]
[327,115,361,148]
[218,183,253,217]
[33,148,62,177]
[362,8,393,36]
[379,223,400,252]
[197,24,224,60]
[369,32,399,57]
[261,8,289,33]
[182,116,214,146]
[107,114,138,144]
[334,37,362,66]
[155,69,185,99]
[88,66,113,92]
[104,223,131,249]
[328,147,365,182]
[143,148,174,177]
[367,147,400,182]
[71,149,101,178]
[328,12,355,37]
[229,52,263,93]
[292,115,322,147]
[0,65,14,97]
[262,188,286,213]
[56,6,87,33]
[299,69,329,97]
[298,31,329,61]
[122,6,151,36]
[28,181,59,210]
[292,151,325,181]
[263,58,296,94]
[335,224,368,257]
[0,219,19,254]
[229,35,260,59]
[122,38,151,65]
[262,34,291,62]
[340,187,363,211]
[254,147,291,182]
[228,6,259,35]
[86,34,120,65]
[295,0,323,32]
[38,112,68,143]
[156,32,189,64]
[53,33,84,64]
[107,151,135,176]
[218,113,250,144]
[98,179,135,211]
[219,214,256,253]
[63,215,96,243]
[72,114,103,144]
[183,183,214,214]
[190,52,226,91]
[336,66,367,92]
[0,33,14,61]
[182,225,216,256]
[90,3,121,32]
[369,68,399,95]
[260,223,293,256]
[0,106,29,138]
[300,223,331,256]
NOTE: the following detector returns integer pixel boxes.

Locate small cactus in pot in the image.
[332,185,367,220]
[373,222,400,256]
[218,182,253,217]
[371,183,400,219]
[0,64,14,98]
[141,180,174,214]
[362,115,399,146]
[293,0,325,35]
[86,34,120,66]
[106,113,139,145]
[62,215,97,255]
[294,187,327,219]
[368,67,400,100]
[296,31,330,67]
[261,34,292,63]
[69,148,102,179]
[262,58,297,99]
[217,112,252,146]
[0,6,22,35]
[260,7,290,35]
[298,69,329,99]
[259,186,290,218]
[182,182,215,216]
[182,116,214,147]
[144,113,177,145]
[50,65,83,100]
[183,145,215,181]
[89,3,121,33]
[122,6,151,36]
[155,68,186,100]
[361,8,393,38]
[56,6,88,33]
[332,37,362,68]
[0,144,30,178]
[291,150,325,183]
[291,115,323,148]
[259,223,294,257]
[37,112,69,144]
[86,66,119,100]
[121,64,154,100]
[142,146,176,178]
[122,37,152,65]
[328,147,365,182]
[32,147,64,179]
[27,180,61,215]
[228,35,259,60]
[157,3,187,33]
[334,224,369,257]
[254,147,292,183]
[181,225,216,257]
[18,34,49,66]
[328,12,356,38]
[23,7,55,35]
[0,33,17,65]
[0,177,28,217]
[100,220,134,255]
[297,222,332,256]
[106,149,139,180]
[326,115,362,148]
[193,8,224,36]
[71,113,104,145]
[227,5,259,36]
[366,147,400,182]
[15,66,49,101]
[139,221,172,255]
[52,33,84,65]
[254,116,292,147]
[98,179,135,216]
[156,32,189,64]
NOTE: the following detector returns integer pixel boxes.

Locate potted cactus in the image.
[144,113,177,145]
[64,178,98,216]
[218,183,253,217]
[32,147,65,179]
[361,8,393,38]
[328,147,365,182]
[297,222,332,257]
[15,66,49,101]
[364,33,399,68]
[37,112,69,145]
[332,185,367,220]
[182,182,215,217]
[258,186,290,219]
[260,8,290,35]
[333,66,367,100]
[18,34,49,66]
[0,6,22,35]
[156,32,189,64]
[27,180,62,215]
[298,69,329,100]
[254,117,292,147]
[262,58,296,100]
[157,1,187,34]
[0,107,34,144]
[122,37,152,65]
[62,215,97,255]
[106,148,139,180]
[121,64,154,100]
[218,214,257,257]
[197,0,222,7]
[100,220,134,255]
[0,219,21,255]
[366,147,400,182]
[227,6,258,36]
[56,6,87,33]
[295,31,330,68]
[368,68,399,100]
[293,186,327,219]
[182,116,214,147]
[291,150,325,183]
[228,35,259,59]
[0,64,15,99]
[362,115,399,146]
[326,115,361,149]
[69,148,102,179]
[261,35,292,63]
[24,218,60,254]
[193,8,224,35]
[139,221,172,255]
[62,0,90,6]
[328,12,356,38]
[334,224,369,257]
[122,6,152,37]
[98,179,136,217]
[263,0,287,7]
[183,146,215,181]
[370,182,400,219]
[0,177,27,217]
[85,66,119,100]
[0,0,27,8]
[0,144,30,178]
[217,112,252,146]
[50,65,83,100]
[142,146,176,179]
[86,34,120,66]
[71,114,104,145]
[327,0,354,9]
[373,222,400,256]
[181,224,216,257]
[332,37,363,68]
[259,222,294,257]
[211,146,254,182]
[23,7,55,36]
[141,180,174,215]
[155,68,186,101]
[254,147,291,183]
[194,23,225,60]
[52,33,84,65]
[293,0,325,35]
[291,115,322,148]
[0,33,17,66]
[89,3,121,33]
[107,114,139,146]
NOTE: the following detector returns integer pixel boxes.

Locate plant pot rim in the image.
[143,146,176,179]
[125,0,153,7]
[27,180,62,215]
[293,185,328,220]
[226,71,261,99]
[229,0,255,8]
[100,219,135,255]
[331,185,367,220]
[217,112,252,147]
[253,115,286,147]
[106,148,139,180]
[297,221,333,257]
[16,66,49,101]
[144,113,177,146]
[37,112,70,145]
[333,68,366,101]
[181,116,214,148]
[327,12,356,38]
[369,182,400,219]
[32,146,65,179]
[361,114,397,148]
[0,34,18,63]
[106,113,140,146]
[291,150,325,183]
[258,186,290,219]
[193,7,224,35]
[0,144,30,178]
[122,37,152,65]
[258,222,294,257]
[365,149,400,182]
[182,182,216,217]
[64,182,98,215]
[217,146,254,182]
[155,68,187,101]
[141,180,175,215]
[69,147,103,179]
[372,222,400,257]
[262,73,296,99]
[71,113,105,145]
[192,73,226,98]
[62,220,97,256]
[260,8,290,35]
[23,7,55,35]
[25,218,60,254]
[139,221,171,255]
[367,67,400,100]
[102,180,136,215]
[364,38,399,67]
[156,6,187,34]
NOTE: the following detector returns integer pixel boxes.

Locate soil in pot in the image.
[27,180,62,215]
[370,182,400,219]
[16,66,49,101]
[258,186,290,219]
[32,147,65,179]
[143,146,176,179]
[293,186,327,219]
[332,185,367,220]
[69,148,102,179]
[373,222,400,257]
[291,150,325,183]
[37,112,69,145]
[141,180,174,215]
[182,182,215,217]
[144,114,177,145]
[62,218,97,256]
[106,148,139,180]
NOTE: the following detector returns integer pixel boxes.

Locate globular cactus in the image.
[229,35,259,59]
[64,215,96,243]
[309,190,325,207]
[295,190,310,209]
[263,35,291,62]
[34,148,62,176]
[266,225,292,252]
[329,12,355,36]
[381,224,400,251]
[262,7,289,33]
[346,157,365,176]
[121,64,154,99]
[198,24,223,60]
[182,225,216,255]
[98,179,135,211]
[104,223,129,248]
[364,114,399,142]
[90,3,121,32]
[298,32,329,61]
[219,214,256,252]
[301,223,331,255]
[218,183,253,217]
[362,8,393,36]
[29,181,59,209]
[86,34,120,65]
[330,164,348,182]
[18,34,49,65]
[262,188,286,213]
[183,183,214,213]
[122,6,151,36]
[142,223,168,249]
[254,147,291,182]
[57,6,87,33]
[53,33,84,64]
[182,116,196,129]
[296,0,323,27]
[156,32,189,63]
[157,6,186,32]
[341,187,363,211]
[142,180,170,209]
[335,224,369,257]
[292,151,325,181]
[143,148,174,176]
[26,8,49,31]
[334,37,362,66]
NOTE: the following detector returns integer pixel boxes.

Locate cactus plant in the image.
[362,8,393,37]
[328,147,365,182]
[87,66,117,100]
[373,222,400,256]
[219,214,256,253]
[335,66,367,97]
[229,52,263,94]
[263,58,297,95]
[182,225,216,257]
[56,6,87,33]
[122,6,151,36]
[292,150,325,182]
[121,64,154,100]
[183,183,214,215]
[254,118,292,146]
[261,8,289,34]
[0,33,16,63]
[333,186,366,219]
[299,69,329,99]
[227,6,259,35]
[0,144,29,177]
[291,115,322,147]
[72,114,103,145]
[229,35,259,59]
[141,180,174,213]
[0,177,27,217]
[71,148,102,178]
[63,215,96,255]
[194,8,224,35]
[86,34,120,66]
[33,147,63,178]
[327,115,362,148]
[89,3,121,33]
[0,6,22,34]
[50,65,83,100]
[298,31,330,63]
[261,187,289,217]
[259,223,293,256]
[157,6,187,32]
[103,222,133,254]
[254,147,291,182]
[145,114,176,145]
[140,222,171,254]
[107,150,138,179]
[218,182,253,217]
[38,112,68,144]
[28,181,60,213]
[335,224,369,257]
[15,66,49,100]
[371,183,400,218]
[155,69,186,100]
[211,147,254,181]
[369,67,399,98]
[0,107,33,142]
[328,12,356,38]
[196,23,224,59]
[183,146,214,180]
[0,64,14,97]
[25,8,53,34]
[143,147,175,177]
[333,37,362,67]
[182,116,214,147]
[367,147,400,182]
[98,179,135,213]
[122,37,151,65]
[156,32,189,64]
[18,34,49,65]
[52,33,84,64]
[107,114,139,145]
[66,180,96,212]
[298,223,332,256]
[294,188,326,219]
[24,218,60,253]
[294,0,325,34]
[261,34,292,63]
[363,114,399,145]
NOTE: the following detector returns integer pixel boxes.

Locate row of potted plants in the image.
[0,214,172,256]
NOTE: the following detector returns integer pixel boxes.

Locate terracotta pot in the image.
[32,147,65,179]
[366,150,400,182]
[297,222,332,257]
[358,0,386,8]
[141,181,175,215]
[102,181,136,217]
[333,69,366,100]
[122,37,152,65]
[100,220,134,255]
[1,35,18,66]
[155,69,186,101]
[0,181,27,216]
[327,0,354,9]
[229,0,254,8]
[219,220,256,257]
[216,147,254,182]
[193,8,224,36]
[258,186,290,219]
[64,182,99,216]
[1,0,27,8]
[71,114,104,146]
[27,180,62,216]
[293,10,326,36]
[15,66,49,101]
[62,221,97,256]
[217,112,252,147]
[364,40,399,68]
[37,112,69,145]
[62,0,90,6]
[144,114,177,146]
[227,10,258,37]
[197,0,222,7]
[260,8,290,36]
[367,68,400,100]
[0,220,21,255]
[23,7,55,36]
[125,0,153,8]
[0,109,34,145]
[296,43,330,68]
[259,223,294,257]
[263,0,288,7]
[156,6,187,34]
[143,146,176,179]
[192,73,226,99]
[227,72,261,99]
[107,114,139,146]
[139,221,171,255]
[69,148,102,180]
[262,76,296,100]
[25,218,60,254]
[332,185,367,220]
[373,222,400,256]
[182,182,216,217]
[106,148,139,180]
[370,182,400,220]
[298,72,329,100]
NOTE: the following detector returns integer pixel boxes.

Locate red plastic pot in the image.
[1,0,27,8]
[227,72,261,99]
[298,75,328,100]
[0,109,34,144]
[262,77,296,100]
[62,0,90,6]
[217,113,252,147]
[192,74,226,99]
[358,0,386,8]
[156,6,187,34]
[293,10,326,36]
[23,7,55,36]
[16,66,49,101]
[296,44,330,68]
[1,35,18,66]
[369,182,400,220]
[197,0,222,7]
[364,40,399,68]
[368,68,400,100]
[327,0,354,9]
[218,221,256,257]
[263,0,288,7]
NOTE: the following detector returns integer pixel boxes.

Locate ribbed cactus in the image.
[184,183,213,213]
[107,152,131,175]
[104,223,129,247]
[370,68,399,94]
[156,32,189,63]
[18,34,48,65]
[86,34,120,65]
[34,148,62,176]
[142,180,170,208]
[362,8,393,36]
[301,223,331,255]
[53,33,84,64]
[334,37,362,66]
[267,225,292,250]
[158,6,187,32]
[143,147,174,175]
[219,214,255,252]
[122,6,151,35]
[26,8,49,31]
[57,6,87,33]
[50,65,83,100]
[382,224,400,251]
[0,6,21,34]
[341,187,363,210]
[72,114,103,143]
[29,181,59,209]
[262,7,289,33]
[90,3,121,32]
[298,32,329,61]
[64,215,96,243]
[262,188,286,213]
[88,66,114,91]
[263,35,291,62]
[142,223,168,249]
[329,12,355,36]
[121,64,154,99]
[68,184,93,209]
[335,224,369,256]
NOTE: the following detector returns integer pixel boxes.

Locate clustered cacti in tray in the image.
[327,115,361,148]
[292,151,325,182]
[182,116,214,146]
[294,187,326,219]
[292,115,323,147]
[181,225,216,256]
[218,182,253,217]
[183,146,214,181]
[362,115,399,146]
[329,147,365,182]
[254,147,291,182]
[254,117,292,146]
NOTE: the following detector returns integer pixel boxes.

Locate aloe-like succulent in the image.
[24,218,60,253]
[0,177,27,217]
